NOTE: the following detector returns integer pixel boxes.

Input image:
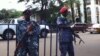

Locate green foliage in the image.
[18,0,81,23]
[0,9,22,20]
[8,9,22,18]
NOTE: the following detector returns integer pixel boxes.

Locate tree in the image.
[75,0,81,22]
[83,0,87,23]
[65,0,82,23]
[70,0,75,23]
[8,9,22,18]
[18,0,78,23]
[0,9,22,20]
[0,9,9,19]
[64,0,76,23]
[18,0,63,22]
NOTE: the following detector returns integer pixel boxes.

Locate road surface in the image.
[0,32,100,56]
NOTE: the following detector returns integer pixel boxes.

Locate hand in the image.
[74,34,85,45]
[27,24,33,32]
[79,39,85,45]
[73,36,76,45]
[74,40,76,45]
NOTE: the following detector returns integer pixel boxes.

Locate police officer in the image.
[16,9,40,56]
[56,4,84,56]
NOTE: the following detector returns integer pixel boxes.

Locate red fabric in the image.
[60,6,68,14]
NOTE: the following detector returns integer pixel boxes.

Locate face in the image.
[24,13,32,21]
[62,12,68,17]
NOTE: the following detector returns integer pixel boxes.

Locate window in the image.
[11,19,15,24]
[96,7,99,15]
[86,7,91,23]
[86,0,91,5]
[96,7,99,23]
[95,0,99,4]
[97,16,99,23]
[97,0,100,5]
[87,16,91,23]
[86,7,91,15]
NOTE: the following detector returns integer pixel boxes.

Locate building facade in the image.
[79,0,100,24]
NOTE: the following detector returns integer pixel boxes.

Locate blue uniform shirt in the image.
[16,20,40,45]
[57,16,74,42]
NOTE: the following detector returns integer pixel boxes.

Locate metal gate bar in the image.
[7,24,10,56]
[55,25,59,56]
[44,36,46,56]
[43,21,47,56]
[5,24,60,56]
[50,24,53,56]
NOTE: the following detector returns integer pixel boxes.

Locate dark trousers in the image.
[59,42,74,56]
[17,47,38,56]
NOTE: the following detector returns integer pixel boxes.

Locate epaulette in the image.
[31,21,38,26]
[18,20,24,24]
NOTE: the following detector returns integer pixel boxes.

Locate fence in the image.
[0,24,60,56]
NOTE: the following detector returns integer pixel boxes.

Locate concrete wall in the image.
[80,0,85,23]
[90,0,97,23]
[79,0,100,24]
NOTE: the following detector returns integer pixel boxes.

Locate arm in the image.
[16,23,22,43]
[15,21,29,56]
[73,32,85,44]
[14,32,28,56]
[58,24,71,28]
[32,21,40,43]
[56,17,70,28]
[14,23,22,56]
[70,28,85,44]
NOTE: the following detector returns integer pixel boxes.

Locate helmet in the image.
[60,6,68,14]
[22,9,32,15]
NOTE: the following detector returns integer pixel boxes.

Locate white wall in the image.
[79,0,100,24]
[90,0,97,24]
[99,6,100,23]
[80,0,85,23]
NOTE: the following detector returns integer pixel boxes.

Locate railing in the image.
[0,24,60,56]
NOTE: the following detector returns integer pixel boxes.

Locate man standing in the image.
[56,4,84,56]
[16,9,40,56]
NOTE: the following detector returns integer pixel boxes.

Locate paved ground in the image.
[0,32,100,56]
